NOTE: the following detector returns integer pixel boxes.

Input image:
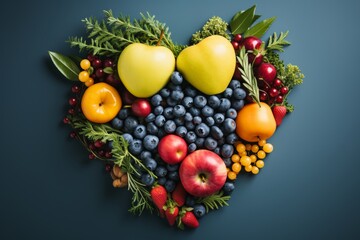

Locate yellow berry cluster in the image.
[78,59,94,87]
[227,140,273,180]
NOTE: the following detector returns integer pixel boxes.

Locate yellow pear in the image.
[176,35,236,95]
[117,43,175,98]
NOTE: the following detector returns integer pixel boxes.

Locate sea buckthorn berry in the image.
[251,144,259,153]
[263,143,274,153]
[244,165,253,172]
[231,154,240,162]
[257,150,266,159]
[227,171,237,180]
[251,166,259,175]
[258,139,266,147]
[78,71,90,82]
[240,151,247,156]
[80,59,91,70]
[250,154,257,163]
[245,144,252,151]
[240,156,251,167]
[256,160,265,169]
[236,143,246,153]
[85,77,94,87]
[232,162,241,173]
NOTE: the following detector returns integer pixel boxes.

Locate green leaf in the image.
[243,16,276,38]
[48,51,80,81]
[230,5,256,35]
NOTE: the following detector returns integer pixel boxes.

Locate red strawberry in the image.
[165,206,179,226]
[272,105,287,126]
[172,182,187,207]
[181,211,199,228]
[150,185,167,216]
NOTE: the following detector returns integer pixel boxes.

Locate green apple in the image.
[117,43,175,98]
[176,35,236,95]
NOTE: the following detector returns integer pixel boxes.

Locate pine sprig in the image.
[266,31,290,52]
[197,191,231,212]
[237,47,260,106]
[68,36,121,56]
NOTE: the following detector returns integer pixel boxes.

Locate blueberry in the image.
[166,163,179,172]
[158,177,167,185]
[124,116,138,132]
[173,105,186,117]
[223,158,232,167]
[226,108,237,119]
[185,120,195,130]
[205,116,215,126]
[144,158,157,171]
[229,79,241,90]
[160,88,171,98]
[171,90,184,102]
[122,133,133,144]
[194,95,207,108]
[133,125,146,139]
[146,122,158,135]
[217,137,225,146]
[193,116,202,125]
[189,107,200,116]
[176,126,188,137]
[154,105,164,115]
[185,131,197,143]
[223,88,233,98]
[141,173,155,186]
[143,135,159,151]
[204,137,218,150]
[164,120,176,133]
[182,96,194,108]
[111,117,123,129]
[145,113,156,123]
[223,118,236,133]
[170,71,183,85]
[211,126,224,140]
[151,94,163,106]
[158,128,166,138]
[188,143,197,153]
[195,123,210,138]
[201,106,213,118]
[184,86,198,97]
[233,88,247,100]
[118,108,130,120]
[168,171,180,181]
[193,204,206,218]
[195,137,205,148]
[164,179,176,192]
[184,112,193,122]
[223,182,235,195]
[140,151,152,160]
[168,82,182,91]
[214,147,221,155]
[163,107,174,119]
[221,144,234,158]
[155,115,166,127]
[214,113,225,124]
[185,195,196,207]
[166,97,178,106]
[128,139,143,155]
[231,99,245,111]
[208,95,220,109]
[218,98,231,112]
[226,133,239,144]
[155,166,168,177]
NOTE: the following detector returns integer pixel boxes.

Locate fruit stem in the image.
[156,29,165,46]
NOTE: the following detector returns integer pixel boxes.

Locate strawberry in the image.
[272,105,287,126]
[181,211,199,228]
[172,182,187,207]
[150,185,167,216]
[165,206,179,226]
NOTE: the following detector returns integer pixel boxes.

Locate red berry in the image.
[256,63,277,83]
[94,140,104,148]
[260,92,268,101]
[231,41,239,50]
[275,95,284,103]
[131,99,152,117]
[71,85,80,93]
[88,153,95,160]
[103,59,114,68]
[105,151,112,158]
[63,117,70,124]
[69,131,76,138]
[105,74,119,86]
[233,34,242,42]
[92,59,102,69]
[89,143,96,151]
[269,88,279,98]
[95,68,104,78]
[262,84,270,92]
[105,164,112,172]
[69,98,77,106]
[273,79,282,88]
[87,53,95,61]
[248,53,263,66]
[242,36,262,51]
[280,86,289,95]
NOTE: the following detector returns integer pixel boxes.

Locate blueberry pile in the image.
[110,71,247,193]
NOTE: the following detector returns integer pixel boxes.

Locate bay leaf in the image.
[48,51,80,81]
[243,17,276,38]
[230,5,256,35]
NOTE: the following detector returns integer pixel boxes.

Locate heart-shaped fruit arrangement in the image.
[49,5,304,229]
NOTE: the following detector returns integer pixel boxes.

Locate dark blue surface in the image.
[1,0,360,239]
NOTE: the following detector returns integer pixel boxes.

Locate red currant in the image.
[275,95,284,103]
[233,34,242,42]
[269,88,279,98]
[69,131,76,138]
[87,53,95,61]
[94,140,104,148]
[88,153,95,160]
[103,59,114,68]
[69,98,77,106]
[63,117,70,124]
[260,92,268,101]
[280,86,289,95]
[231,41,239,50]
[71,85,80,93]
[95,68,104,78]
[92,59,102,69]
[105,164,112,172]
[89,143,95,151]
[273,79,282,88]
[105,151,112,158]
[68,108,75,115]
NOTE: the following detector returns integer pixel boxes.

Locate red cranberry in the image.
[269,88,279,98]
[94,140,104,148]
[63,117,70,124]
[231,41,240,50]
[273,79,282,88]
[103,59,114,68]
[280,86,289,95]
[88,153,95,160]
[71,85,80,93]
[275,95,284,103]
[260,92,268,101]
[92,59,102,69]
[132,99,152,117]
[87,53,95,61]
[69,98,77,106]
[105,151,112,158]
[233,34,242,42]
[95,68,104,78]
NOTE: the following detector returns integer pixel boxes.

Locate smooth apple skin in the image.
[179,150,227,197]
[158,134,188,164]
[81,82,122,123]
[117,43,175,98]
[176,35,236,95]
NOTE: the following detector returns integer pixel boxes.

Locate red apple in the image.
[131,99,151,117]
[158,134,188,164]
[179,150,227,197]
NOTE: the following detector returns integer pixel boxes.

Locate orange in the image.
[81,82,122,123]
[235,102,276,142]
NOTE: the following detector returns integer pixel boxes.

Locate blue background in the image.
[1,0,359,239]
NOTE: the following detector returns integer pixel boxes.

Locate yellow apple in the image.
[81,82,122,123]
[117,43,175,98]
[176,35,236,95]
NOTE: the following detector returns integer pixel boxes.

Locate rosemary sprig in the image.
[197,191,231,212]
[266,31,290,52]
[237,47,260,106]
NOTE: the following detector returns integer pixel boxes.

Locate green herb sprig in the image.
[197,191,231,212]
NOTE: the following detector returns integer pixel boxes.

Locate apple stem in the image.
[156,29,165,46]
